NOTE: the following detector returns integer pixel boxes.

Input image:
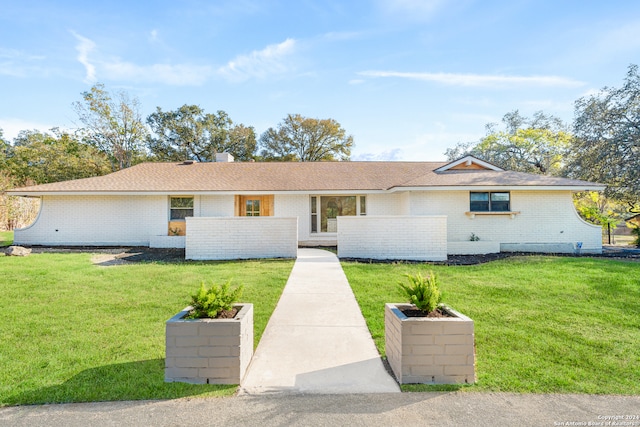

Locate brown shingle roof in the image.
[8,161,604,195]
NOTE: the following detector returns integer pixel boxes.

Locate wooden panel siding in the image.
[168,221,186,236]
[235,195,274,216]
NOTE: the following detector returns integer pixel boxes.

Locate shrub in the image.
[632,227,640,248]
[398,271,442,313]
[187,280,243,319]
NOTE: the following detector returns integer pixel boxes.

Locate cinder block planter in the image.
[385,303,476,385]
[165,303,253,385]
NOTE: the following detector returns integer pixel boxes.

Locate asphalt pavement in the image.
[2,392,639,427]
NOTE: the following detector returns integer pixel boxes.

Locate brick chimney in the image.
[215,153,234,162]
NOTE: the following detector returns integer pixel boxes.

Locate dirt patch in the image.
[27,246,186,265]
[399,307,451,318]
[23,245,640,266]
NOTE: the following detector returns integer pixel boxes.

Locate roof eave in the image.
[8,184,606,197]
[390,185,607,192]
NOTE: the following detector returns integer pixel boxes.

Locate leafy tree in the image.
[631,226,640,248]
[573,191,621,240]
[0,170,40,230]
[8,129,111,184]
[259,114,353,161]
[569,64,640,206]
[0,128,9,170]
[73,83,148,170]
[445,110,571,175]
[146,105,257,162]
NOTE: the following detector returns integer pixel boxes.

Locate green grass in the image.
[342,256,640,394]
[0,230,12,246]
[0,253,293,406]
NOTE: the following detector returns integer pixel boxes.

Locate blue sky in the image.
[1,0,639,160]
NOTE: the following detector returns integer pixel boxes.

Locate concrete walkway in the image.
[240,248,400,394]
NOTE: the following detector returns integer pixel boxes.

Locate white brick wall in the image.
[367,192,410,215]
[200,195,235,217]
[13,190,601,255]
[273,194,310,242]
[337,216,447,261]
[408,190,601,253]
[13,195,167,246]
[185,217,298,260]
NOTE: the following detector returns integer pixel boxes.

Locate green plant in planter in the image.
[187,280,244,319]
[398,271,442,313]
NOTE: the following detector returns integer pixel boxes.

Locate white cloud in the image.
[70,31,212,86]
[353,148,404,161]
[102,60,213,86]
[377,0,448,21]
[358,70,585,87]
[0,48,47,77]
[218,38,297,82]
[149,29,159,43]
[578,88,603,98]
[71,31,97,83]
[0,118,58,141]
[322,31,365,41]
[68,33,296,86]
[596,21,640,55]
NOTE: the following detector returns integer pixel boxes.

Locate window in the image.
[360,196,366,215]
[170,197,194,220]
[235,195,273,216]
[245,199,260,216]
[310,195,366,233]
[469,192,510,212]
[311,197,318,233]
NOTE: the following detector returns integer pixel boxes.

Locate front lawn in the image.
[0,230,12,246]
[342,256,640,394]
[0,253,293,406]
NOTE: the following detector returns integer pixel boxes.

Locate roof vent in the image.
[182,160,197,165]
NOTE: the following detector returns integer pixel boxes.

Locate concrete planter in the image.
[385,303,476,384]
[165,303,253,385]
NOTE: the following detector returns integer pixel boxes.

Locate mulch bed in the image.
[12,245,640,265]
[399,307,451,318]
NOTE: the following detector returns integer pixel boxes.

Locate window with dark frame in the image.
[469,192,510,212]
[170,197,194,220]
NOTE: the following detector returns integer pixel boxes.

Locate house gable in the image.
[434,156,503,172]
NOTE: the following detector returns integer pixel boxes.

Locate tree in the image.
[569,64,640,206]
[8,129,111,184]
[445,110,571,175]
[146,105,257,162]
[0,170,39,230]
[259,114,353,161]
[0,128,9,170]
[573,191,624,244]
[73,83,148,170]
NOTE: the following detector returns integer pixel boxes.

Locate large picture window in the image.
[170,197,194,220]
[469,192,510,212]
[310,195,366,233]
